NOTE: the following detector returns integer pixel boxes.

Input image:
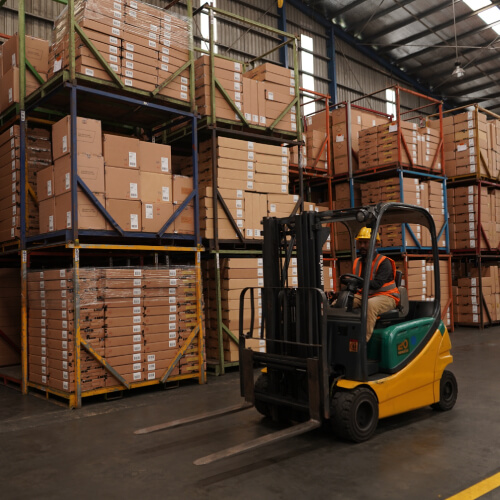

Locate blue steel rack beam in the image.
[278,2,288,69]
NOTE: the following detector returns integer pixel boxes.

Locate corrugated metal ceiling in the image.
[303,0,500,112]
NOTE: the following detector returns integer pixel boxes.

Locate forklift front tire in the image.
[331,387,379,443]
[431,370,458,412]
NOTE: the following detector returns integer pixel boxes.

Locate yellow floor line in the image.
[446,471,500,500]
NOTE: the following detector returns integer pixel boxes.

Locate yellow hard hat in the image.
[356,227,380,242]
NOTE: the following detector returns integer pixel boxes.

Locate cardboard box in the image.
[105,166,140,200]
[52,116,102,161]
[2,34,49,75]
[173,205,194,234]
[140,172,171,203]
[0,67,44,113]
[172,175,193,205]
[142,202,174,232]
[55,191,106,231]
[103,134,140,168]
[106,199,141,231]
[39,198,56,233]
[53,153,105,196]
[36,165,54,202]
[139,141,171,173]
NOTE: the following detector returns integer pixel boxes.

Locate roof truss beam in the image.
[331,0,372,19]
[378,0,500,55]
[349,0,417,33]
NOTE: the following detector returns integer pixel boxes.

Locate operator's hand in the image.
[326,291,338,304]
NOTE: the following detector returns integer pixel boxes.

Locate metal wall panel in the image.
[0,0,64,40]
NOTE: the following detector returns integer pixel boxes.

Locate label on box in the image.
[145,204,153,219]
[62,135,68,154]
[125,79,133,87]
[281,184,287,193]
[457,142,467,152]
[147,372,155,380]
[133,278,141,287]
[48,215,54,232]
[133,353,142,362]
[162,187,170,202]
[169,305,176,313]
[132,334,142,343]
[133,315,141,324]
[129,152,137,168]
[169,340,176,348]
[66,211,71,228]
[133,326,141,336]
[130,214,139,230]
[64,173,70,190]
[161,157,169,172]
[133,297,141,305]
[8,88,13,103]
[270,203,277,213]
[168,288,175,295]
[389,123,398,133]
[85,68,95,77]
[132,372,142,381]
[246,229,253,237]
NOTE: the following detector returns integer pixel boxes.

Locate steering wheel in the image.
[340,273,364,290]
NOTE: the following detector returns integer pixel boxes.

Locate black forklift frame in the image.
[239,202,442,422]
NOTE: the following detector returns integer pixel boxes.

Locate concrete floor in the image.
[1,326,500,500]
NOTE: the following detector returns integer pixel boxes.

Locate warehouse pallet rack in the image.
[166,5,305,375]
[0,0,207,407]
[451,254,500,329]
[430,104,500,328]
[429,104,500,184]
[326,88,453,329]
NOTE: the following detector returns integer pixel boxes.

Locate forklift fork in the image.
[134,355,323,465]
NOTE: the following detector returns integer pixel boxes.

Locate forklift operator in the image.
[352,227,400,342]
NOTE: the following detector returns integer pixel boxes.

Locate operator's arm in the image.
[368,258,394,291]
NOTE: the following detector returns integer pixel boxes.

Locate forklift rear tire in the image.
[331,387,379,443]
[431,370,458,411]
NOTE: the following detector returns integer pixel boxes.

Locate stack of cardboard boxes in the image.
[0,34,49,113]
[357,120,443,171]
[36,115,188,236]
[204,257,265,363]
[332,107,390,174]
[28,268,107,392]
[0,269,21,368]
[195,57,296,133]
[404,258,451,327]
[0,125,52,243]
[28,265,202,392]
[453,265,500,325]
[197,137,294,241]
[359,177,446,248]
[50,0,190,102]
[195,55,243,121]
[302,111,328,171]
[447,185,500,251]
[429,110,497,178]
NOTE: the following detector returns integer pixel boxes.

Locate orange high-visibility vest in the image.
[353,254,400,305]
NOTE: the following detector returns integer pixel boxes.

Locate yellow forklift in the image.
[136,202,457,464]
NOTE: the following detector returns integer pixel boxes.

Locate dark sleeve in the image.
[368,259,394,291]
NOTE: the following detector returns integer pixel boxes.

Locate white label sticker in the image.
[162,187,170,202]
[129,152,137,168]
[62,135,68,153]
[130,214,139,230]
[65,173,70,190]
[133,325,141,333]
[133,353,142,362]
[145,204,153,219]
[133,298,141,305]
[133,334,142,343]
[160,157,169,172]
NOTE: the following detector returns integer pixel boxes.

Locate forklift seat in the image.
[376,271,409,322]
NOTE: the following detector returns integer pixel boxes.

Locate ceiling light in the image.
[452,62,465,78]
